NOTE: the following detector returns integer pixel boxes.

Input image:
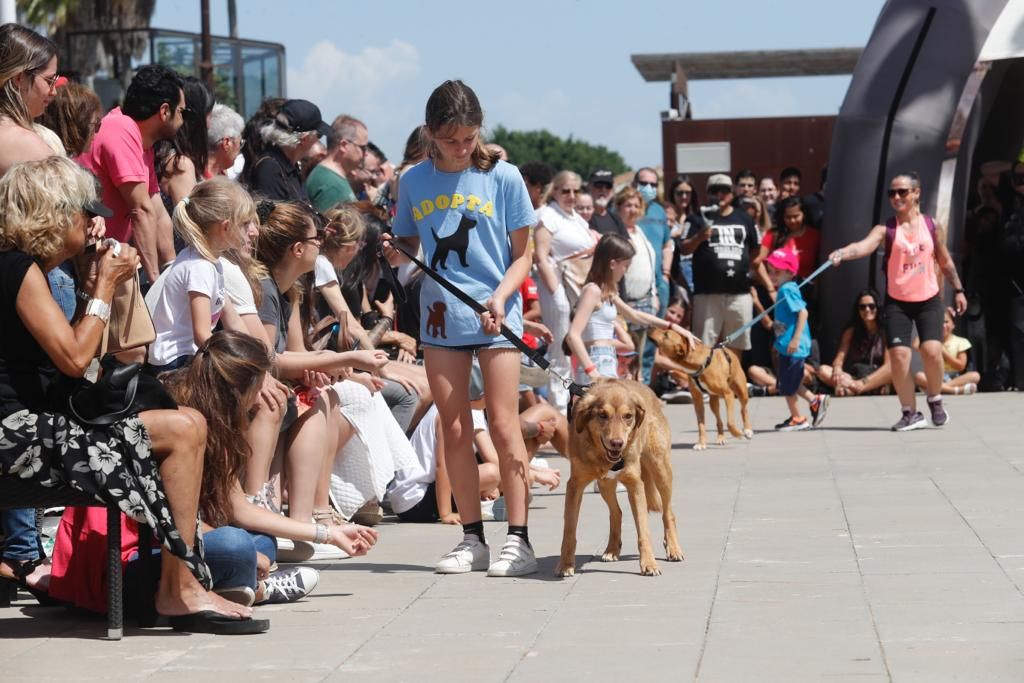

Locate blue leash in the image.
[715,260,834,349]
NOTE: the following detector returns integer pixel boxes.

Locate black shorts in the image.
[884,295,944,347]
[395,482,460,523]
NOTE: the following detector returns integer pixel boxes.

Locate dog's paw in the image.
[555,564,576,577]
[666,547,685,562]
[693,443,707,451]
[640,561,662,576]
[715,435,727,446]
[743,429,754,440]
[600,552,619,562]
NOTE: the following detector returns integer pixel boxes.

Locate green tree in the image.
[489,125,630,177]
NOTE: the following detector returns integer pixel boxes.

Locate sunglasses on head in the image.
[858,303,877,311]
[887,188,912,198]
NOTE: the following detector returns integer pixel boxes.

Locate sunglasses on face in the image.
[674,189,691,197]
[637,181,657,189]
[300,229,326,245]
[559,187,579,196]
[858,303,877,311]
[887,188,912,198]
[707,186,731,195]
[345,138,368,155]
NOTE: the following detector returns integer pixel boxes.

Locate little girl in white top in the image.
[146,176,253,372]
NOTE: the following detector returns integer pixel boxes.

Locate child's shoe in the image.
[775,416,810,432]
[809,394,830,427]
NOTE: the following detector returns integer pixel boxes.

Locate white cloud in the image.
[287,38,420,122]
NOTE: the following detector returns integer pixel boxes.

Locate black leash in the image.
[379,240,589,400]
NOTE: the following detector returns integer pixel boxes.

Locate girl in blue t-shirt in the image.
[387,80,538,577]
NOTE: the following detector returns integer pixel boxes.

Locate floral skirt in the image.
[0,409,211,589]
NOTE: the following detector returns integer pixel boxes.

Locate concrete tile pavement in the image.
[1,392,1023,682]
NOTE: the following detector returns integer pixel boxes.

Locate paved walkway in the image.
[2,393,1023,682]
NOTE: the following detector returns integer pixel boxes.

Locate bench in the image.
[0,480,129,639]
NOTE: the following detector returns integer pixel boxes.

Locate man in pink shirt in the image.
[79,64,185,282]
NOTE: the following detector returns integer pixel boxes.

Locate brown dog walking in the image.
[557,379,684,577]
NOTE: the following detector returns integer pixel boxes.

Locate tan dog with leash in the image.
[649,327,753,450]
[557,379,684,577]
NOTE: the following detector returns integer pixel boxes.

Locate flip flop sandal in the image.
[168,610,269,635]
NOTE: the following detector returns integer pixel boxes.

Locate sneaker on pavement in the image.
[350,500,383,526]
[435,536,490,574]
[809,394,830,427]
[310,542,347,560]
[258,566,319,604]
[958,383,977,396]
[276,538,312,563]
[214,585,256,607]
[775,416,810,432]
[486,535,538,577]
[892,409,927,432]
[927,398,949,426]
[747,382,770,398]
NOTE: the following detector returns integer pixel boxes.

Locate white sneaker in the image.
[310,542,348,561]
[258,566,319,604]
[486,535,538,577]
[435,536,490,574]
[276,538,314,563]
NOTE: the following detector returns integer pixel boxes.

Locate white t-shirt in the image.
[146,246,225,365]
[386,405,488,514]
[220,257,257,316]
[536,203,594,264]
[622,226,656,301]
[314,254,339,289]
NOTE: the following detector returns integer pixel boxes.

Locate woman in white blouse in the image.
[533,170,597,411]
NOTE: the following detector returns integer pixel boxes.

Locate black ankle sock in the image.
[507,525,530,546]
[462,521,485,544]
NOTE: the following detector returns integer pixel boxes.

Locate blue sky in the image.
[151,0,887,168]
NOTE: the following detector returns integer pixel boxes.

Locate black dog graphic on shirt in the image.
[430,214,477,270]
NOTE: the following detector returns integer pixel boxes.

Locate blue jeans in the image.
[128,527,276,590]
[1,508,39,562]
[47,262,78,321]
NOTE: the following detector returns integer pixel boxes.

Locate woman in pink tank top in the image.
[829,172,967,432]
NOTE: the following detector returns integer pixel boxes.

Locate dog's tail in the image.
[642,467,663,513]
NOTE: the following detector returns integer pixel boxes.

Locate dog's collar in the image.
[687,347,717,382]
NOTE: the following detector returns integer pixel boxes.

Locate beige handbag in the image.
[100,273,156,357]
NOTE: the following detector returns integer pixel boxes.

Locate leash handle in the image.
[718,260,834,348]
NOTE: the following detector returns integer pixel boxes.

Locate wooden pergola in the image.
[630,48,863,118]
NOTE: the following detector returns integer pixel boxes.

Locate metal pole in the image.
[228,0,238,38]
[199,0,214,92]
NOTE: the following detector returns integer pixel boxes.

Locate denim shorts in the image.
[576,345,618,384]
[421,340,517,352]
[776,353,806,396]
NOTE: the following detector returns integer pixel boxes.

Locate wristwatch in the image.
[84,298,111,323]
[953,288,965,295]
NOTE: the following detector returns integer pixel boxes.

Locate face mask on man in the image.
[593,196,610,209]
[637,184,657,204]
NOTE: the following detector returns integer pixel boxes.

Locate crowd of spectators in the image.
[0,21,1009,635]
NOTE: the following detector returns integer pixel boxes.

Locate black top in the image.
[248,146,310,204]
[686,208,759,295]
[257,276,291,355]
[590,211,628,239]
[0,250,60,416]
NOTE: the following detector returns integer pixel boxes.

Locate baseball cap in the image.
[276,99,331,138]
[765,248,798,275]
[588,169,614,186]
[84,197,113,218]
[706,173,733,191]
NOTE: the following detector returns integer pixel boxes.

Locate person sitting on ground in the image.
[161,330,377,605]
[762,248,829,432]
[0,156,262,632]
[817,288,892,396]
[914,307,980,395]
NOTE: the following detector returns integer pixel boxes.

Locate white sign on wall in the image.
[675,142,732,174]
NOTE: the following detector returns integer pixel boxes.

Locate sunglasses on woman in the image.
[887,188,912,198]
[858,303,877,311]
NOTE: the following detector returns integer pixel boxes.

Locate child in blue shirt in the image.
[765,249,829,431]
[386,80,539,577]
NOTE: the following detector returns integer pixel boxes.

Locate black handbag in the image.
[67,363,177,426]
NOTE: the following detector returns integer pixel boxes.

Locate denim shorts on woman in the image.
[576,344,618,385]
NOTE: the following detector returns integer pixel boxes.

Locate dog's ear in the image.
[572,393,598,433]
[630,394,647,429]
